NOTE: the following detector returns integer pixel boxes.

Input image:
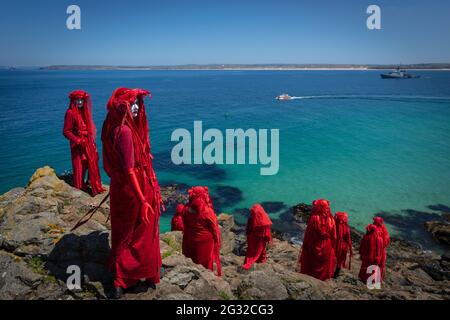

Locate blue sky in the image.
[1,0,449,66]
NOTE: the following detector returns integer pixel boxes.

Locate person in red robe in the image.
[298,199,337,281]
[358,224,385,285]
[171,204,185,231]
[334,211,353,277]
[373,216,390,278]
[242,204,272,270]
[63,90,105,196]
[102,88,163,299]
[181,186,221,276]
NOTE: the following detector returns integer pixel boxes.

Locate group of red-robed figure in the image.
[172,193,273,274]
[173,196,390,284]
[298,199,390,283]
[63,88,390,296]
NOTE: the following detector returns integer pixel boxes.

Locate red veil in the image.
[373,217,390,247]
[101,88,163,215]
[249,204,273,227]
[103,89,150,175]
[68,90,96,138]
[188,186,214,210]
[247,203,273,242]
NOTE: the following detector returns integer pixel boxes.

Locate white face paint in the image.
[76,99,84,108]
[131,99,139,118]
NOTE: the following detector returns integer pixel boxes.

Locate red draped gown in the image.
[106,125,161,288]
[335,218,352,269]
[242,214,272,269]
[374,219,390,279]
[182,205,221,275]
[63,108,103,195]
[299,215,337,280]
[358,226,385,284]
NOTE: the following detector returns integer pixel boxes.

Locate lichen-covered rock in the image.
[162,252,234,300]
[0,251,40,299]
[160,184,189,209]
[425,221,450,246]
[218,213,235,255]
[237,268,289,300]
[0,167,111,257]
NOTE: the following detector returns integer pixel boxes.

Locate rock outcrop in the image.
[0,167,449,300]
[425,221,450,246]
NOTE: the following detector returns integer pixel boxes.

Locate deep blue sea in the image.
[1,70,450,249]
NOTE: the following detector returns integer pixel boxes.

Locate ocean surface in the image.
[1,70,450,250]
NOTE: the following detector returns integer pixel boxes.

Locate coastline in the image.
[36,63,450,71]
[38,68,450,71]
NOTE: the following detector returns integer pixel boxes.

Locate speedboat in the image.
[380,67,420,79]
[276,93,293,100]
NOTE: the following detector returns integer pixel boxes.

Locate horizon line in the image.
[3,62,450,68]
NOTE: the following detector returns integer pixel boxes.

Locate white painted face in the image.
[75,99,84,108]
[130,99,139,118]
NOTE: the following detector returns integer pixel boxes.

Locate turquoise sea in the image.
[1,70,450,249]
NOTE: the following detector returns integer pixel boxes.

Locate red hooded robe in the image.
[298,199,337,280]
[181,187,221,276]
[334,212,353,269]
[243,204,272,270]
[373,217,390,278]
[63,90,105,195]
[359,224,385,284]
[171,204,185,231]
[102,88,163,289]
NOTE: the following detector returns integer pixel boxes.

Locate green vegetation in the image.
[162,250,174,259]
[77,290,97,299]
[42,274,58,284]
[162,236,181,252]
[27,256,58,284]
[27,256,46,275]
[218,291,231,300]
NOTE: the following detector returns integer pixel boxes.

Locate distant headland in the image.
[39,63,450,71]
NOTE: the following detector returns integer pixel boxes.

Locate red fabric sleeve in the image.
[63,109,81,144]
[330,218,337,246]
[114,126,135,170]
[201,210,220,247]
[209,215,222,276]
[206,216,220,245]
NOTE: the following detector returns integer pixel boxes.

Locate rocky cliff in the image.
[0,167,449,300]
